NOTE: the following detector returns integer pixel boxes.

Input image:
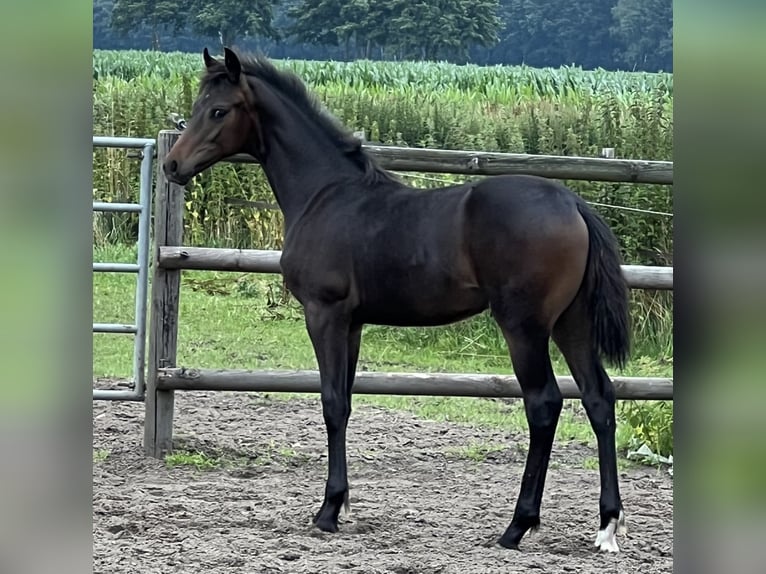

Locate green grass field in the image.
[94,243,672,458]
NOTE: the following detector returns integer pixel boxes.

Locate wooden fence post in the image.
[144,130,184,458]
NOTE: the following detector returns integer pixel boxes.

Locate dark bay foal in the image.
[163,48,630,552]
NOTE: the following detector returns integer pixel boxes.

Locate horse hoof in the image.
[594,510,625,553]
[496,535,521,550]
[314,517,339,533]
[311,505,326,524]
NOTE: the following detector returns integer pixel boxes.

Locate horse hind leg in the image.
[493,304,563,550]
[552,290,626,552]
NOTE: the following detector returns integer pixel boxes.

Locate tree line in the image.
[95,0,672,72]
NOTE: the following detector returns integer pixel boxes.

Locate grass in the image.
[165,450,221,471]
[164,440,310,471]
[93,449,110,463]
[445,441,507,462]
[583,455,638,473]
[93,243,672,457]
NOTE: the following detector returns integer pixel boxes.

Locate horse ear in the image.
[203,47,216,69]
[223,47,241,83]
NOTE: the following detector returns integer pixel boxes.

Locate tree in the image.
[94,0,115,42]
[189,0,280,48]
[110,0,187,50]
[611,0,673,71]
[287,0,501,61]
[569,0,620,69]
[385,0,500,61]
[286,0,395,59]
[496,0,618,68]
[494,0,566,66]
[336,0,391,59]
[287,0,345,51]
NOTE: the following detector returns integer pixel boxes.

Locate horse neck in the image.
[253,107,363,229]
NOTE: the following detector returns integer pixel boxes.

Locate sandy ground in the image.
[93,389,673,573]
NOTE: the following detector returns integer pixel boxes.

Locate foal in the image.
[163,48,631,553]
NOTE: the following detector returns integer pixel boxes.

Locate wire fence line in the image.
[394,171,674,218]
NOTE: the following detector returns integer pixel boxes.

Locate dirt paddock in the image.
[93,390,673,573]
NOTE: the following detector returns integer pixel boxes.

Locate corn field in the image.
[94,49,672,94]
[92,49,673,364]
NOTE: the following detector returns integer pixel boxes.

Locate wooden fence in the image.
[144,130,673,458]
[223,145,673,184]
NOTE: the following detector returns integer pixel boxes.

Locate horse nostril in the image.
[166,159,178,174]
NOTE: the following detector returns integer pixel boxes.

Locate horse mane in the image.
[200,51,400,186]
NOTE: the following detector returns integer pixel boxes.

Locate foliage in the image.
[611,0,673,71]
[188,0,280,46]
[497,0,616,70]
[110,0,188,50]
[287,0,502,61]
[620,400,673,457]
[110,0,187,50]
[165,450,221,470]
[96,0,672,72]
[393,0,502,61]
[110,0,280,50]
[93,49,673,93]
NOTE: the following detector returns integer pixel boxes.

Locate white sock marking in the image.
[594,509,625,553]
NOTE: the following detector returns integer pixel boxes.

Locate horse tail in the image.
[575,198,631,370]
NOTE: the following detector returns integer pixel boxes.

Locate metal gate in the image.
[93,136,156,401]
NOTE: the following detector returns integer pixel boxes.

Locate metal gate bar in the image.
[92,136,156,401]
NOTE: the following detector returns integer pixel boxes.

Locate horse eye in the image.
[210,108,227,119]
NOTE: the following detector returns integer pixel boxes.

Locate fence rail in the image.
[157,246,673,290]
[158,368,673,400]
[143,130,674,458]
[163,130,673,184]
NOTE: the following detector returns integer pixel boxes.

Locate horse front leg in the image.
[304,301,355,533]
